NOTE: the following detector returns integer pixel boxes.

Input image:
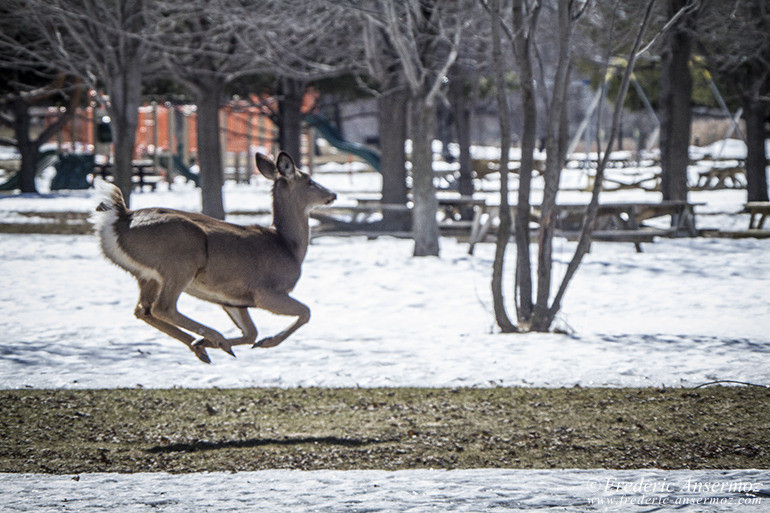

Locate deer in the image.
[93,151,336,364]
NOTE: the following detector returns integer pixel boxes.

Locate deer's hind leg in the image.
[149,275,235,357]
[134,279,212,364]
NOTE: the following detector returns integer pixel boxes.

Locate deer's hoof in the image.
[220,343,236,357]
[191,345,211,364]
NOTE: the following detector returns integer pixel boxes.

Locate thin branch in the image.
[547,0,657,321]
[637,0,700,57]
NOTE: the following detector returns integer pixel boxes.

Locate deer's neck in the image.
[273,194,309,263]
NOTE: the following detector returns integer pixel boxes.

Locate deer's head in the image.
[256,152,336,212]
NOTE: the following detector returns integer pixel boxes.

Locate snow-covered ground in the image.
[2,469,769,512]
[0,167,768,389]
[1,231,769,389]
[1,156,768,511]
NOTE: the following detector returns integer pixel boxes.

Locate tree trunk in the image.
[110,112,136,205]
[512,0,538,323]
[196,86,225,219]
[410,97,440,257]
[278,77,304,163]
[489,0,516,332]
[106,66,142,207]
[743,91,769,202]
[18,142,37,193]
[12,98,37,194]
[531,2,574,332]
[659,0,693,202]
[378,85,410,231]
[449,67,474,218]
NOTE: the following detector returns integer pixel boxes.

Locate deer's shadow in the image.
[147,435,391,454]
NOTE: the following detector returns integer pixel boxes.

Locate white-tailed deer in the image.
[94,152,336,363]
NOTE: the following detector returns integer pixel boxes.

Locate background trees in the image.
[699,0,769,202]
[27,0,154,205]
[342,0,473,256]
[153,0,259,219]
[0,4,81,194]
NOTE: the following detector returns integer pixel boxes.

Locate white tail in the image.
[94,152,336,363]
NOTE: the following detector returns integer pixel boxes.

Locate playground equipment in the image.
[0,146,203,192]
[157,153,200,186]
[305,113,381,173]
[0,149,62,191]
[567,58,661,157]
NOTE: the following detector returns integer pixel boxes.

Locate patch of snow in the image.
[1,160,768,389]
[0,229,768,389]
[2,469,768,512]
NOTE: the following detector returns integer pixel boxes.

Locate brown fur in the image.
[94,152,335,363]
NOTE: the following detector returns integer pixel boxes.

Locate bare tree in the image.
[152,0,263,219]
[340,0,469,256]
[528,0,587,331]
[447,63,477,211]
[10,0,156,205]
[361,21,411,231]
[510,0,540,324]
[231,0,361,166]
[488,0,516,332]
[0,6,82,193]
[489,0,660,333]
[699,0,769,202]
[658,0,698,202]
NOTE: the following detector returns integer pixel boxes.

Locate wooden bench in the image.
[310,203,410,234]
[469,200,701,254]
[600,171,661,192]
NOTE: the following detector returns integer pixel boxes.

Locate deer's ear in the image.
[276,152,298,178]
[256,153,279,180]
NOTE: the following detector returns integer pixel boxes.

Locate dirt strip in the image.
[1,386,767,473]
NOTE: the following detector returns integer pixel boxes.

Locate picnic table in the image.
[311,194,487,237]
[600,171,661,192]
[744,202,770,229]
[469,200,701,253]
[695,165,746,190]
[93,160,163,191]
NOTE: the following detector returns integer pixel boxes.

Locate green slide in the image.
[159,154,200,186]
[305,113,381,173]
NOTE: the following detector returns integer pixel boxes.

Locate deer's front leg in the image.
[252,293,310,348]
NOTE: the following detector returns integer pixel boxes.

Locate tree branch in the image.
[548,0,657,321]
